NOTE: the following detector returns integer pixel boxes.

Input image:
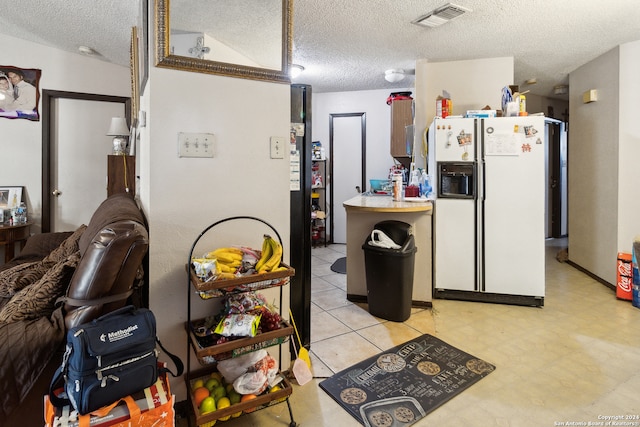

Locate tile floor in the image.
[194,238,640,426]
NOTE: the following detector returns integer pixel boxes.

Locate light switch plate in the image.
[178,133,214,158]
[270,136,285,159]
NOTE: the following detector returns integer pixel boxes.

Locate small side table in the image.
[0,221,32,263]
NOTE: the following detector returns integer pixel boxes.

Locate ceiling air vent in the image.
[412,3,471,28]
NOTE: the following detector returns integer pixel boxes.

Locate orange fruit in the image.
[193,386,210,407]
[241,394,258,413]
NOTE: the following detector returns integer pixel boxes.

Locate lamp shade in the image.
[106,117,130,136]
[385,69,405,83]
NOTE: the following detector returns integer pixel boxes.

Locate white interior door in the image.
[52,98,125,231]
[331,114,364,244]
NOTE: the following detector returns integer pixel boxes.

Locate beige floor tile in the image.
[327,304,382,330]
[404,308,436,334]
[357,321,424,350]
[311,275,338,293]
[321,272,347,290]
[311,287,353,311]
[310,332,382,373]
[310,301,323,315]
[307,351,334,378]
[310,310,351,342]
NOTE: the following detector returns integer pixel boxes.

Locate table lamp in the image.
[107,117,130,155]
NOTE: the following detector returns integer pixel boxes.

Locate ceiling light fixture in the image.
[290,64,305,79]
[385,69,405,83]
[525,78,538,85]
[78,45,95,55]
[412,3,471,28]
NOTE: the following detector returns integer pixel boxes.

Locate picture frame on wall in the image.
[0,187,23,209]
[130,26,140,126]
[0,66,41,121]
[139,0,149,94]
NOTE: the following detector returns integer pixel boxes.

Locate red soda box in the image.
[616,252,632,300]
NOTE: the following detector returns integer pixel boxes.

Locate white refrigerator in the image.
[431,116,545,306]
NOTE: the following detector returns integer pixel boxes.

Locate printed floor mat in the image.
[319,334,495,426]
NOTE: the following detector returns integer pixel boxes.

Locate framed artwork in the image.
[130,27,140,126]
[0,65,41,121]
[0,187,23,209]
[139,0,149,94]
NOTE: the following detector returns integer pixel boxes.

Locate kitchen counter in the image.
[343,195,433,306]
[343,194,433,212]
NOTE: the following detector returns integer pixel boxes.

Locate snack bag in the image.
[214,313,261,337]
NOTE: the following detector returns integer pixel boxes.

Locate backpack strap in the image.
[156,337,184,377]
[49,364,71,408]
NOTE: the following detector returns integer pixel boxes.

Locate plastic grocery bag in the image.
[232,353,278,395]
[217,350,267,384]
[367,229,401,249]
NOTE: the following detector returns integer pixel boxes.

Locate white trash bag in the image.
[367,229,401,249]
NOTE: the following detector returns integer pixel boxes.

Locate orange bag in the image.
[44,370,174,427]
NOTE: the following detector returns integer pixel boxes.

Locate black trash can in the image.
[362,220,417,322]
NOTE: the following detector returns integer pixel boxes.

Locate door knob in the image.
[52,189,62,197]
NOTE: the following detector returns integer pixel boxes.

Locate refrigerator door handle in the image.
[481,159,486,201]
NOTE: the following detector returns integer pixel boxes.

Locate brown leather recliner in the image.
[61,192,149,329]
[1,193,149,427]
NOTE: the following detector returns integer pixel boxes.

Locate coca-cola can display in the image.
[632,239,640,309]
[616,252,633,300]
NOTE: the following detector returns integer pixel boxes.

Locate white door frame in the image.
[41,90,130,232]
[329,112,366,244]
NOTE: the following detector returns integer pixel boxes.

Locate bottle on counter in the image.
[392,173,403,201]
[420,170,432,197]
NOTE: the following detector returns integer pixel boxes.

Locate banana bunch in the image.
[255,234,284,273]
[206,247,243,276]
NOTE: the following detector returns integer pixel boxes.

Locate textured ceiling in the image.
[1,0,639,99]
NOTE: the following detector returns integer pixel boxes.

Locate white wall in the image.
[312,88,414,183]
[144,65,291,402]
[414,56,514,172]
[569,47,620,283]
[0,33,130,247]
[568,40,640,284]
[618,40,640,253]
